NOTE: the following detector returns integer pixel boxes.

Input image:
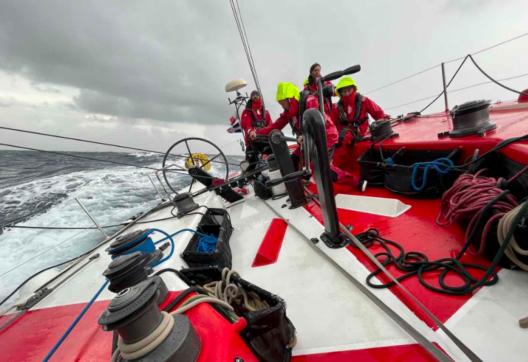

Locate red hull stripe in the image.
[292,343,438,362]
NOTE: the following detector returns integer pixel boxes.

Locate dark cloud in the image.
[0,0,526,130]
[0,1,242,124]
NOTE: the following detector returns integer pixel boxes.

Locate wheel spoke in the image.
[188,178,195,193]
[184,140,195,166]
[200,153,221,170]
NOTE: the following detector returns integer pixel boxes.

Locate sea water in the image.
[0,150,239,303]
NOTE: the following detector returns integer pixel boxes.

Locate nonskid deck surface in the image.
[304,182,528,360]
[0,184,527,361]
[0,189,440,361]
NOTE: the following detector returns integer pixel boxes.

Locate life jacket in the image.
[246,100,267,129]
[251,110,267,129]
[337,93,368,137]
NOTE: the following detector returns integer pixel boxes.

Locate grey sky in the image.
[0,0,527,154]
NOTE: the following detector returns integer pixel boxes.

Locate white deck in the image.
[3,188,527,361]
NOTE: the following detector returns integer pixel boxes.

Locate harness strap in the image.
[250,109,267,129]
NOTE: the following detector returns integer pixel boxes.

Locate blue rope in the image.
[42,280,109,362]
[384,157,395,166]
[151,228,217,259]
[410,157,454,191]
[43,227,216,360]
[196,234,218,253]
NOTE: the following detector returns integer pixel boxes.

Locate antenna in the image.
[225,79,249,122]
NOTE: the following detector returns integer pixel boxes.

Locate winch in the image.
[107,229,161,262]
[449,99,496,137]
[103,252,166,299]
[98,277,200,361]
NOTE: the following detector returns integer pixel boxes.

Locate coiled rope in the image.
[410,157,454,191]
[497,203,528,271]
[112,296,234,362]
[203,268,269,312]
[112,268,270,361]
[437,167,528,255]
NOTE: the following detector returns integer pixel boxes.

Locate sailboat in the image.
[1,2,527,361]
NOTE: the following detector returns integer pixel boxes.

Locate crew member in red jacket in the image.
[332,77,388,172]
[240,90,272,149]
[249,82,302,140]
[250,82,355,184]
[303,63,333,113]
[331,77,388,146]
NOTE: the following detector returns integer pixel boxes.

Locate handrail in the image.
[302,109,347,248]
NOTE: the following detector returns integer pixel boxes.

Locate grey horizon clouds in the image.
[0,0,526,151]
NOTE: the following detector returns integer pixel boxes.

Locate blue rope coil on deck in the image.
[196,233,218,253]
[411,157,454,191]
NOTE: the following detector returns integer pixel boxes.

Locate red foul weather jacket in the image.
[330,92,387,145]
[256,97,338,151]
[240,102,272,147]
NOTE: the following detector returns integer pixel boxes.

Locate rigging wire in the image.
[444,31,528,64]
[229,0,264,105]
[0,126,240,168]
[235,0,263,99]
[0,142,161,171]
[0,230,86,280]
[0,201,172,308]
[365,64,440,95]
[0,213,187,231]
[385,72,528,111]
[468,54,524,95]
[366,31,528,95]
[418,55,469,113]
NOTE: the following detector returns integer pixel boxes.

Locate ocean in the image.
[0,150,240,302]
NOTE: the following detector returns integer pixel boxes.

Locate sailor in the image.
[331,77,388,147]
[303,63,334,113]
[240,90,272,149]
[251,82,355,184]
[303,63,333,93]
[249,82,302,140]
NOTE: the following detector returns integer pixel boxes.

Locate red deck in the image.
[308,100,528,328]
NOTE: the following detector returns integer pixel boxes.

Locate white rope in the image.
[203,268,269,312]
[112,295,234,361]
[497,202,528,271]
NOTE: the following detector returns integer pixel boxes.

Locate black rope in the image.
[355,229,498,296]
[385,72,528,111]
[356,192,528,295]
[453,134,528,172]
[468,54,524,95]
[419,56,469,114]
[366,31,528,95]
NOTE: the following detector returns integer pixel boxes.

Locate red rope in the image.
[437,169,521,255]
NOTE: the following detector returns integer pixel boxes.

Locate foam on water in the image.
[0,155,189,302]
[0,149,241,303]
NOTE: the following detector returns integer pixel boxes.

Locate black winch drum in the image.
[449,100,496,137]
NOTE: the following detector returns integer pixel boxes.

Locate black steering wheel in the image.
[162,137,230,194]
